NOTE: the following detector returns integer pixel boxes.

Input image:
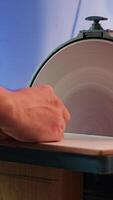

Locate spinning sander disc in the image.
[30,39,113,136]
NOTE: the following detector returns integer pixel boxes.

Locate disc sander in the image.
[30,16,113,137]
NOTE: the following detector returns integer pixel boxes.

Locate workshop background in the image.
[0,0,112,89]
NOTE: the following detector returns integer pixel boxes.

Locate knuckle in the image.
[38,84,54,95]
[64,108,71,121]
[54,115,65,132]
[43,84,54,91]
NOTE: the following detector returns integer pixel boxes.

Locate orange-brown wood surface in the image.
[0,161,83,200]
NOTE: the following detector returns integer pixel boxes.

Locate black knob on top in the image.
[85,16,108,30]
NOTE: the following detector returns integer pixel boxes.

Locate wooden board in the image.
[40,133,113,156]
[0,133,113,156]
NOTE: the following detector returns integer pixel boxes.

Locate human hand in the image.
[0,85,70,142]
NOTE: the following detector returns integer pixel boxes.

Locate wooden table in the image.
[0,133,113,199]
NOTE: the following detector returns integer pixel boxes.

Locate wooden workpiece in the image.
[1,133,113,156]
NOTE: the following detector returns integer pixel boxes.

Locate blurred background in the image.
[0,0,113,89]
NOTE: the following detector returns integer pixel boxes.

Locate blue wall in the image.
[0,0,46,88]
[0,0,77,89]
